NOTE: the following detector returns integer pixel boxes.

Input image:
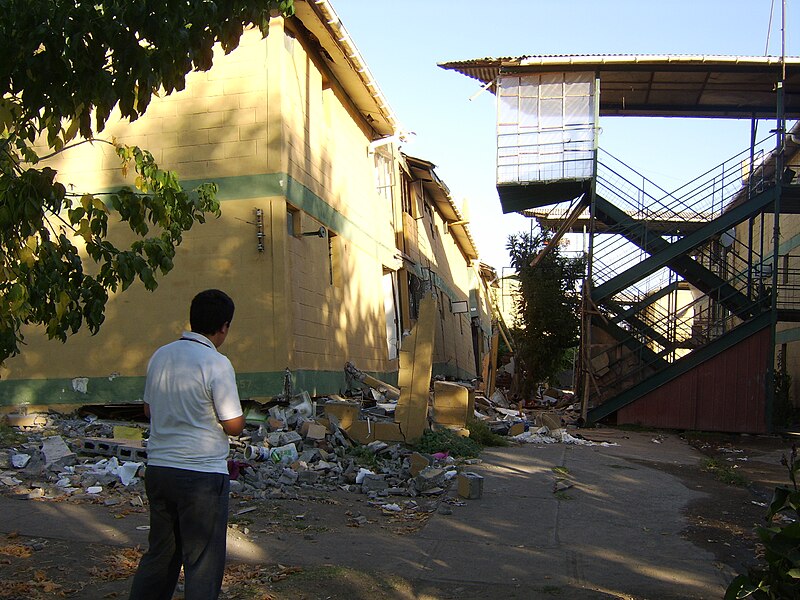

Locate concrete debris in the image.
[457,472,484,499]
[0,370,619,532]
[513,427,619,447]
[41,435,76,467]
[11,453,31,468]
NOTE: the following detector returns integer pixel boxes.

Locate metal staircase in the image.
[574,136,795,423]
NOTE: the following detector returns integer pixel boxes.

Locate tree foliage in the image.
[507,231,585,394]
[0,0,294,362]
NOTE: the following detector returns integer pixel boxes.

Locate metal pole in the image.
[581,73,601,425]
[767,1,786,431]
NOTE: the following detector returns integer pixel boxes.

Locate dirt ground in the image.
[0,428,795,600]
[668,431,796,577]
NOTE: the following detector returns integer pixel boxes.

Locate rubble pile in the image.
[0,403,469,510]
[0,414,148,504]
[0,366,603,511]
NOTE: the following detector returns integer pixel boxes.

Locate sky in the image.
[332,1,799,273]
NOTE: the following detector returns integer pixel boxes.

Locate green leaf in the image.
[724,574,761,599]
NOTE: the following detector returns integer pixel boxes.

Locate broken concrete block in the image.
[409,452,431,477]
[112,425,142,441]
[313,460,338,471]
[297,469,320,485]
[366,440,389,454]
[298,449,320,463]
[6,413,48,428]
[11,453,31,469]
[324,402,360,429]
[116,443,147,462]
[361,474,389,494]
[432,381,471,426]
[41,436,75,467]
[267,431,283,446]
[414,467,446,492]
[457,472,484,499]
[267,417,286,431]
[302,423,327,441]
[278,431,303,446]
[508,422,525,436]
[346,421,404,444]
[278,468,299,485]
[80,438,117,456]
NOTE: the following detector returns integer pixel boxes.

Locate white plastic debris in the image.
[269,442,299,465]
[355,467,374,484]
[512,428,618,447]
[118,461,143,486]
[381,503,402,512]
[88,457,144,486]
[86,485,103,494]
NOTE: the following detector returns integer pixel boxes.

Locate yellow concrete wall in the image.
[1,16,480,404]
[280,26,398,376]
[414,194,478,379]
[4,24,290,390]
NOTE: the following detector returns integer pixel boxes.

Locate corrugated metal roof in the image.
[404,154,479,261]
[439,54,800,118]
[295,1,399,138]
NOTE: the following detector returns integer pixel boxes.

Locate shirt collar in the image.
[180,331,215,349]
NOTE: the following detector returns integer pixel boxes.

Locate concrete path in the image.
[0,429,731,599]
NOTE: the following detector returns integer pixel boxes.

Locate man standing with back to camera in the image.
[130,289,245,600]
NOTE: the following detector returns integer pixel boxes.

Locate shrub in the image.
[466,419,510,447]
[725,445,800,599]
[414,428,481,458]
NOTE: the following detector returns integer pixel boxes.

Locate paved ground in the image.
[0,428,748,599]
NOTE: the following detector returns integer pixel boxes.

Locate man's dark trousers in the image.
[129,465,230,600]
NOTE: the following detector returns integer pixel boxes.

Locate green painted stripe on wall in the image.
[0,364,476,407]
[0,369,400,408]
[95,172,399,265]
[0,376,148,407]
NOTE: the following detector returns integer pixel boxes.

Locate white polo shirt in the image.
[144,331,243,474]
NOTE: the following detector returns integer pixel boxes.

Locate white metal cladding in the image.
[496,72,596,186]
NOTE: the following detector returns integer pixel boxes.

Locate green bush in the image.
[726,445,800,599]
[347,445,379,469]
[466,419,510,447]
[414,428,481,458]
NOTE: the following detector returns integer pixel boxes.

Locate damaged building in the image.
[0,0,499,420]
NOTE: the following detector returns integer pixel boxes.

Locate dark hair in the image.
[190,289,235,335]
